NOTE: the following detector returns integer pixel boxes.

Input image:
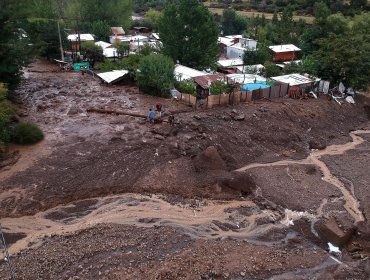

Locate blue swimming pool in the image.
[241,83,270,91]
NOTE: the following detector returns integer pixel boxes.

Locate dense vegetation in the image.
[207,0,369,15]
[158,0,219,70]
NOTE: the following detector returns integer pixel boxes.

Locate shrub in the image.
[0,83,14,153]
[209,80,230,95]
[136,54,175,96]
[176,80,196,95]
[12,123,44,145]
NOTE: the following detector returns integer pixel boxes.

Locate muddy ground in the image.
[0,60,370,279]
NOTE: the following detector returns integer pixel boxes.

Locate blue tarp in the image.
[241,83,270,91]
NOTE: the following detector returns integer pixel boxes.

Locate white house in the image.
[174,64,208,81]
[226,38,258,59]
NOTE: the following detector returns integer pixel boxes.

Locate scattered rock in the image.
[68,106,83,116]
[233,114,245,121]
[193,115,201,120]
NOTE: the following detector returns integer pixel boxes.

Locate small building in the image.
[111,27,125,36]
[271,73,314,98]
[95,41,117,59]
[193,73,226,96]
[270,73,313,87]
[226,39,257,59]
[218,36,237,56]
[174,64,208,81]
[67,33,94,51]
[269,44,301,62]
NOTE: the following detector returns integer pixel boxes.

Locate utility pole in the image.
[0,224,16,280]
[57,20,64,62]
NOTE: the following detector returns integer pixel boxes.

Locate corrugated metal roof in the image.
[217,58,244,68]
[226,74,266,84]
[218,37,235,46]
[269,44,301,53]
[111,27,125,35]
[95,41,112,49]
[174,64,208,81]
[236,64,264,73]
[193,73,226,89]
[271,74,313,86]
[67,34,94,42]
[97,70,129,84]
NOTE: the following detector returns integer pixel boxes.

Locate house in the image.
[271,73,313,98]
[111,27,125,36]
[218,37,236,56]
[67,33,94,51]
[217,58,244,74]
[226,38,258,59]
[193,73,226,95]
[95,41,117,59]
[174,64,208,81]
[269,44,301,62]
[270,73,313,87]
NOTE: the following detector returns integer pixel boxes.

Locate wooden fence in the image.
[177,83,290,108]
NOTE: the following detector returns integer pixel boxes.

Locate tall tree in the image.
[221,8,247,36]
[158,0,219,70]
[0,0,31,90]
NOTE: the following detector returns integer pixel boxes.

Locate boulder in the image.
[219,171,256,194]
[318,217,355,246]
[193,146,226,172]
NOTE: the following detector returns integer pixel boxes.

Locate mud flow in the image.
[1,60,370,279]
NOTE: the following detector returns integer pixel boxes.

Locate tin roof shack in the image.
[97,70,129,84]
[95,41,117,60]
[217,58,244,74]
[174,64,208,81]
[68,34,94,51]
[269,44,301,62]
[193,73,226,96]
[271,73,313,98]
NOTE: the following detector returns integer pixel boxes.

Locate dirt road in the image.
[1,60,369,279]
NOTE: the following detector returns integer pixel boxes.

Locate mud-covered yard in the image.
[1,60,370,279]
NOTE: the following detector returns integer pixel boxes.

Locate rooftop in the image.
[95,41,112,49]
[174,64,208,81]
[217,58,244,68]
[226,73,266,84]
[67,34,94,42]
[271,73,313,86]
[193,73,226,89]
[269,44,301,53]
[218,37,235,47]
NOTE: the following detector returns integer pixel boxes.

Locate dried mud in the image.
[1,60,370,279]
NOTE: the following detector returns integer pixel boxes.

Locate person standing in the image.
[148,108,155,124]
[156,101,162,122]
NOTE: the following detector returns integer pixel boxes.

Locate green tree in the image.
[263,62,281,78]
[81,42,104,62]
[177,80,196,96]
[67,0,133,28]
[221,8,247,36]
[0,84,14,153]
[0,0,31,90]
[112,42,130,58]
[90,20,111,41]
[136,54,175,96]
[145,9,163,30]
[158,0,218,70]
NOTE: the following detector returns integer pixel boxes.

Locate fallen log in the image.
[86,107,146,118]
[86,107,169,123]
